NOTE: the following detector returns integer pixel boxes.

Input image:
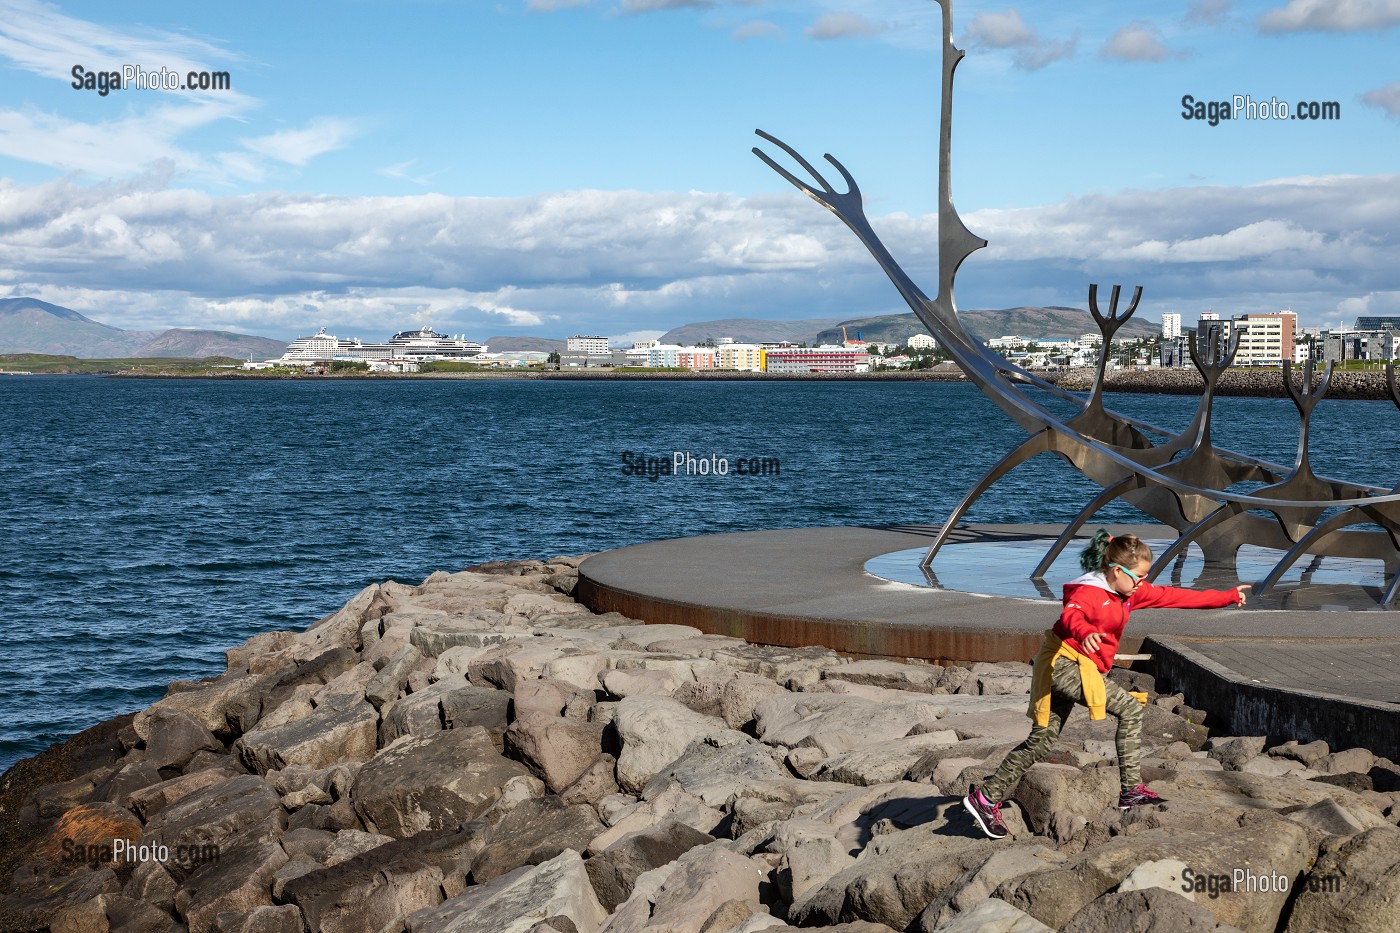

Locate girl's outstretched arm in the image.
[1133,580,1248,610]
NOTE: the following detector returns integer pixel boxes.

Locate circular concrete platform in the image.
[576,523,1400,761]
[576,524,1400,664]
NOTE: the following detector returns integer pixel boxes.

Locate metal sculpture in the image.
[753,0,1400,605]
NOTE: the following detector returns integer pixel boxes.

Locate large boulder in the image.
[587,784,725,856]
[923,898,1052,933]
[788,809,1009,931]
[600,843,764,933]
[821,660,947,693]
[234,700,378,774]
[811,732,960,786]
[282,824,493,933]
[1007,762,1121,841]
[171,816,289,933]
[471,796,606,883]
[994,815,1312,933]
[141,775,285,873]
[638,735,789,807]
[143,709,223,771]
[753,693,944,757]
[914,845,1067,931]
[1285,826,1400,933]
[352,727,532,838]
[612,696,743,793]
[405,849,607,933]
[1062,888,1246,932]
[585,819,715,911]
[505,713,608,793]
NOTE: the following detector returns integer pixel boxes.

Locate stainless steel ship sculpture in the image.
[753,0,1400,606]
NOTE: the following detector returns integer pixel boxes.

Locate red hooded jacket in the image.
[1053,571,1242,673]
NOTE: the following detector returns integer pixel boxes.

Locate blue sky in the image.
[1,0,1398,344]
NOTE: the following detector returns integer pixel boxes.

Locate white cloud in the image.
[608,329,665,346]
[1362,81,1400,118]
[962,7,1075,70]
[1100,24,1178,62]
[0,2,355,184]
[1259,0,1400,33]
[0,0,239,82]
[619,0,714,12]
[1,173,1398,337]
[805,12,883,41]
[241,118,359,166]
[733,20,783,41]
[964,9,1035,47]
[1186,0,1232,25]
[527,0,590,9]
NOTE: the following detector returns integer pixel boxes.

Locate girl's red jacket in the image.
[1053,572,1243,673]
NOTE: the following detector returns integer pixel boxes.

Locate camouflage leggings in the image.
[981,657,1143,802]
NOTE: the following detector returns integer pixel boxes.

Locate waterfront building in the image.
[1323,329,1398,363]
[716,343,765,372]
[765,345,871,373]
[645,344,717,369]
[1162,313,1182,340]
[566,335,610,354]
[677,348,717,370]
[907,333,937,350]
[1231,311,1296,366]
[560,350,629,368]
[1355,316,1400,331]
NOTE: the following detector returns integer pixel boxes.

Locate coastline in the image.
[3,556,1398,933]
[89,366,1400,400]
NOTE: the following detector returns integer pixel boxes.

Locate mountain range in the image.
[0,298,286,359]
[665,308,1161,347]
[1,297,1163,360]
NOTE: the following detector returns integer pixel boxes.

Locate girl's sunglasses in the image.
[1111,563,1143,586]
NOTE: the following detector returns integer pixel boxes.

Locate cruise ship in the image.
[278,326,488,363]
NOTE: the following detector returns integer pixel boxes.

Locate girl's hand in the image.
[1082,632,1104,653]
[1236,584,1251,605]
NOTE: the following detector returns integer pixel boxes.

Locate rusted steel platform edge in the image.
[575,570,1046,666]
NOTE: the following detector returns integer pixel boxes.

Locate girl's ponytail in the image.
[1080,528,1113,573]
[1079,529,1154,574]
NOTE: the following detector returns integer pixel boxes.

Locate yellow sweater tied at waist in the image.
[1028,630,1106,726]
[1027,630,1150,726]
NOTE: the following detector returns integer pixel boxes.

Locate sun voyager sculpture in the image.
[753,0,1400,607]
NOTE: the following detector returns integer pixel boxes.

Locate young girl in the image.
[962,529,1249,839]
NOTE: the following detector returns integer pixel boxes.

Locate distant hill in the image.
[812,307,1162,345]
[484,335,567,353]
[0,297,153,356]
[133,329,286,360]
[659,317,846,346]
[0,297,284,358]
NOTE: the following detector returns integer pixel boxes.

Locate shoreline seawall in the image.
[95,366,1400,399]
[3,556,1398,933]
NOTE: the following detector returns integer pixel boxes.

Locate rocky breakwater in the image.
[3,558,1400,933]
[1048,367,1393,400]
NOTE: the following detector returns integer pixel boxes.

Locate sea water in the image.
[1,375,1395,771]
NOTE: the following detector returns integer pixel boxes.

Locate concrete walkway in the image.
[577,524,1400,758]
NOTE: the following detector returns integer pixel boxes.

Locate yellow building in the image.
[716,343,765,372]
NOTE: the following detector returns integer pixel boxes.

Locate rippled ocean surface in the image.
[2,375,1397,771]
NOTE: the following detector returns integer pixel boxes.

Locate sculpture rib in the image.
[752,0,1400,604]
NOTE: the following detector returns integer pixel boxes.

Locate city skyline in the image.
[0,0,1398,345]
